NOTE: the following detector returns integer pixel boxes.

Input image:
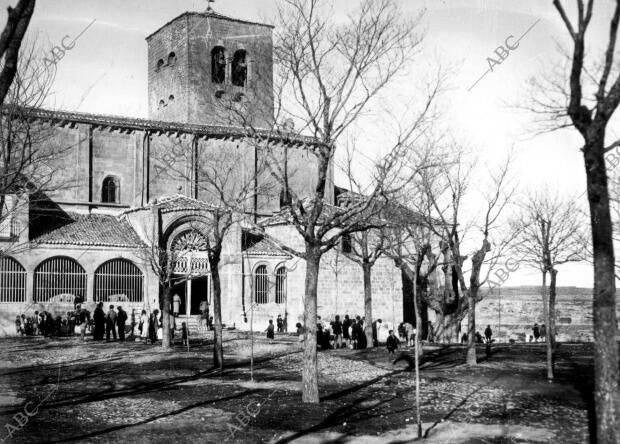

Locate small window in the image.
[279,188,291,209]
[341,233,352,253]
[254,265,268,304]
[156,59,164,70]
[102,176,120,204]
[232,50,247,87]
[169,94,175,102]
[168,52,176,65]
[211,46,226,84]
[275,267,286,304]
[0,195,14,238]
[159,99,165,108]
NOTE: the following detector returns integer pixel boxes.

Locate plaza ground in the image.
[0,333,603,443]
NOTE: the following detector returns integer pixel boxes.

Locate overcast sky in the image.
[3,0,620,288]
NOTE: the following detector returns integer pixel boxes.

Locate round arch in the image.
[34,256,86,303]
[253,264,269,304]
[94,258,144,303]
[0,256,26,303]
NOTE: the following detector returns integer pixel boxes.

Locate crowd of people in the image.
[265,314,424,355]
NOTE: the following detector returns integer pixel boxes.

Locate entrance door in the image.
[190,276,210,315]
[171,280,187,315]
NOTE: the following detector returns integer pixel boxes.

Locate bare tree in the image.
[526,1,620,438]
[149,137,271,368]
[0,0,35,106]
[420,150,516,365]
[231,0,439,404]
[340,222,385,347]
[510,191,586,381]
[1,40,73,253]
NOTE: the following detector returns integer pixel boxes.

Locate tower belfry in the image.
[146,8,274,127]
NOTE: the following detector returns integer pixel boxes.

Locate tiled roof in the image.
[33,213,144,248]
[244,237,289,257]
[18,107,320,147]
[121,195,221,215]
[146,11,273,40]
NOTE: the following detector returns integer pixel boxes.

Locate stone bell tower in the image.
[146,8,274,127]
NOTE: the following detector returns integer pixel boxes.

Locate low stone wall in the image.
[459,286,620,343]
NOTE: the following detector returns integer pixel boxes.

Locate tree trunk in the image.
[302,250,320,403]
[412,268,422,438]
[414,281,424,358]
[466,291,476,365]
[549,268,557,349]
[211,260,224,370]
[161,285,172,350]
[541,271,553,381]
[439,311,460,343]
[362,262,374,347]
[584,136,620,442]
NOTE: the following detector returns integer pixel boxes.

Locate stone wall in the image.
[455,286,620,342]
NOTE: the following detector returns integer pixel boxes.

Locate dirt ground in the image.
[0,332,599,443]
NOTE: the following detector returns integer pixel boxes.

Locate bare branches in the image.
[0,0,35,106]
[510,190,586,274]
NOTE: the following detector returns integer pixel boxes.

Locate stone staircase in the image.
[174,315,209,334]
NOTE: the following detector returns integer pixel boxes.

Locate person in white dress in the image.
[140,309,149,342]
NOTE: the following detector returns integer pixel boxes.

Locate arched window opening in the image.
[0,256,26,303]
[232,50,247,87]
[341,233,352,253]
[279,188,291,209]
[102,176,120,204]
[211,46,226,84]
[275,266,286,304]
[168,52,176,65]
[254,265,268,304]
[34,256,86,303]
[169,94,175,102]
[94,259,144,303]
[0,195,14,238]
[156,59,164,70]
[159,99,166,108]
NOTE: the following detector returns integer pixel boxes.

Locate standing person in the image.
[93,303,105,340]
[266,319,275,342]
[386,330,399,358]
[173,293,181,317]
[78,306,89,341]
[404,322,415,347]
[33,311,40,335]
[357,316,367,349]
[342,314,351,347]
[350,319,358,349]
[106,305,118,342]
[533,323,540,342]
[372,319,382,347]
[332,315,343,349]
[276,314,284,333]
[140,310,149,343]
[67,311,76,337]
[148,310,158,344]
[199,299,209,327]
[484,325,493,343]
[117,306,128,342]
[540,324,547,342]
[181,322,189,347]
[15,316,22,336]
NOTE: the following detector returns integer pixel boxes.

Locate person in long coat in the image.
[140,310,149,342]
[148,310,159,343]
[93,302,105,340]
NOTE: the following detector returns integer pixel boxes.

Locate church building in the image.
[0,8,404,335]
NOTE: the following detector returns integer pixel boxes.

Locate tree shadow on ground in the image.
[46,389,259,443]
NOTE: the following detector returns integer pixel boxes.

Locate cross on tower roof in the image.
[206,0,215,12]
